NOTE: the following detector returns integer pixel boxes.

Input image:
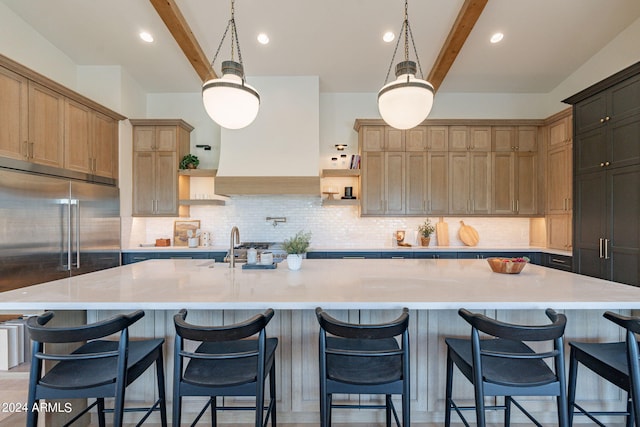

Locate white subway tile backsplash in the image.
[126,196,532,249]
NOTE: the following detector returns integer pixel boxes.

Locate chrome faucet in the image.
[229,226,240,268]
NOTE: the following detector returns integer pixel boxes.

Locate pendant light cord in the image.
[209,0,245,72]
[382,0,426,85]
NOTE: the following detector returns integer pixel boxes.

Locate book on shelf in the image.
[349,154,361,169]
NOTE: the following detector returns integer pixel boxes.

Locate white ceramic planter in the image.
[286,254,303,271]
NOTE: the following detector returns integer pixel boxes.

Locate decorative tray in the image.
[242,263,278,270]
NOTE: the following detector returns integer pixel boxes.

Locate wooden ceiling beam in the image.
[427,0,488,92]
[149,0,216,82]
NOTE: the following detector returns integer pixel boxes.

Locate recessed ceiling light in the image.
[139,31,154,43]
[383,31,395,43]
[490,32,504,44]
[257,33,269,45]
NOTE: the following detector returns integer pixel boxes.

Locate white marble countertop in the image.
[0,259,633,311]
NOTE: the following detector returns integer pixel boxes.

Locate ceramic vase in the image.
[287,254,303,271]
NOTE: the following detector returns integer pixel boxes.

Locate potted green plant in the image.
[418,219,435,246]
[282,230,312,271]
[179,154,199,170]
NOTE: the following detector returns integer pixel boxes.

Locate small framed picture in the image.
[173,220,200,246]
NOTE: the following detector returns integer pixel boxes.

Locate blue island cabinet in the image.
[122,251,226,265]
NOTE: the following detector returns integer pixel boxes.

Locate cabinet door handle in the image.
[22,141,28,158]
[604,238,610,260]
[29,142,34,158]
[599,238,604,259]
[516,200,519,212]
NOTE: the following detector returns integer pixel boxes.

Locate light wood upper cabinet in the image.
[517,126,538,152]
[361,151,385,214]
[0,66,28,160]
[131,120,192,217]
[64,99,92,173]
[547,213,572,251]
[361,151,405,215]
[427,126,448,151]
[27,81,64,168]
[492,126,516,152]
[406,151,448,215]
[65,99,118,178]
[549,114,572,148]
[405,126,427,151]
[493,126,538,152]
[385,128,405,151]
[92,111,118,178]
[449,126,491,151]
[1,57,125,177]
[492,151,537,215]
[360,126,385,151]
[449,151,491,214]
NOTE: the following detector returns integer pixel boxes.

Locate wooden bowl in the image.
[487,257,527,274]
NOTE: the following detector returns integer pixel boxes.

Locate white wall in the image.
[544,16,640,113]
[0,2,76,89]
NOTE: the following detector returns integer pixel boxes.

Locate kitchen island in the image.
[1,258,638,425]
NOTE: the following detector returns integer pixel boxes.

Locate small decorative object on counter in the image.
[283,230,312,271]
[459,221,479,247]
[247,247,258,264]
[487,257,529,274]
[187,229,202,248]
[417,219,435,246]
[396,230,411,247]
[155,238,170,247]
[179,154,199,170]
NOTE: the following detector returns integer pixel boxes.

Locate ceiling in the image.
[3,0,640,94]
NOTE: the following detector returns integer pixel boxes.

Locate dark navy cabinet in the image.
[122,251,226,265]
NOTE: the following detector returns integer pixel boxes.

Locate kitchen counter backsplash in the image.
[123,195,536,250]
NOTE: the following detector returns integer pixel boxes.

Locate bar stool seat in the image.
[568,311,640,426]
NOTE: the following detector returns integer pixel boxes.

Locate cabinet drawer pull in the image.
[343,256,365,259]
[170,257,193,259]
[391,256,405,259]
[551,258,566,264]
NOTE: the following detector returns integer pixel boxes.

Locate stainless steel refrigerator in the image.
[0,167,120,292]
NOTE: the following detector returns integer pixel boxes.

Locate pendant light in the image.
[202,0,259,130]
[378,0,434,130]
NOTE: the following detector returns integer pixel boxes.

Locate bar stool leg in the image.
[386,394,392,427]
[504,396,511,426]
[97,398,106,427]
[156,352,168,427]
[444,351,454,427]
[567,348,579,426]
[270,363,277,427]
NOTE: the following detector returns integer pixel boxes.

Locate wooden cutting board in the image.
[459,221,479,246]
[436,217,449,246]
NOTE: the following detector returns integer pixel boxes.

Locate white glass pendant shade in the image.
[378,61,434,130]
[202,61,260,130]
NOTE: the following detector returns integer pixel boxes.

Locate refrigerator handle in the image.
[73,199,80,269]
[65,199,72,271]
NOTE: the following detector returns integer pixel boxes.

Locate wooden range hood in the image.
[214,176,321,196]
